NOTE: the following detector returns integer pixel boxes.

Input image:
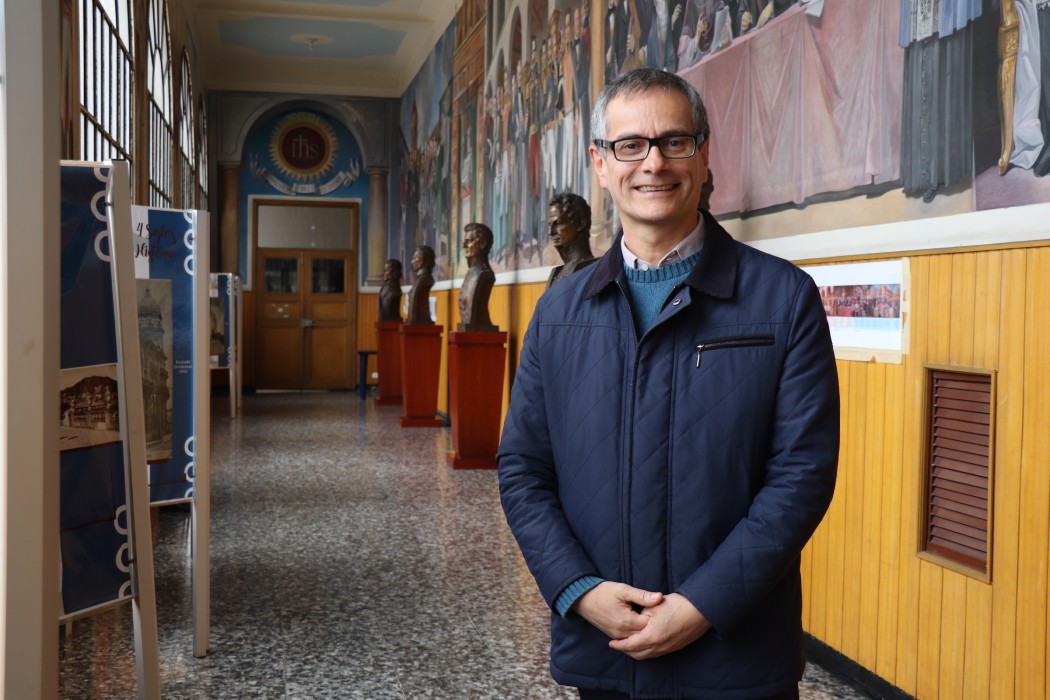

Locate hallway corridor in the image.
[58,393,868,699]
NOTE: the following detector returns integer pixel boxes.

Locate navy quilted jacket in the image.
[498,212,840,699]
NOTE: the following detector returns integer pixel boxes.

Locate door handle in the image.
[301,318,315,328]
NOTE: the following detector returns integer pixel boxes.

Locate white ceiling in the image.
[190,0,461,98]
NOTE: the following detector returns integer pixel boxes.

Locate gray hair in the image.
[590,68,710,146]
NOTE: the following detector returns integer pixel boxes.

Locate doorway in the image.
[253,200,359,390]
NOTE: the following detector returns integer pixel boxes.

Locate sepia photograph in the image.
[137,279,173,462]
[59,364,121,451]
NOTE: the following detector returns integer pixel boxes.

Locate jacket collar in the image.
[582,209,737,301]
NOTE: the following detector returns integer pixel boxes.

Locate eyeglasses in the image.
[593,134,706,162]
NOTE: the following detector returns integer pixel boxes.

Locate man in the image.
[546,192,597,289]
[498,68,839,699]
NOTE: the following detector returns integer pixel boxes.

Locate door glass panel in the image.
[257,205,354,249]
[312,259,345,294]
[264,258,298,293]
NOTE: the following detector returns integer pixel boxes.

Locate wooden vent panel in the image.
[926,370,992,574]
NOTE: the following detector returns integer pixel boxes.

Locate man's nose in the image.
[641,143,669,170]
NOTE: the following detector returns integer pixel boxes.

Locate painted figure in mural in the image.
[457,223,498,333]
[1009,0,1050,174]
[899,0,982,200]
[483,84,495,233]
[677,0,720,70]
[640,0,687,72]
[545,192,597,289]
[499,68,839,699]
[378,259,403,323]
[405,245,435,326]
[606,0,630,82]
[560,11,577,194]
[573,5,593,193]
[1033,0,1050,175]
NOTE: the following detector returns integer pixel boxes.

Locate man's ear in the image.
[590,145,610,189]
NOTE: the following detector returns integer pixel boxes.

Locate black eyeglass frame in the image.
[592,133,707,162]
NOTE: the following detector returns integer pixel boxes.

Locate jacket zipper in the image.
[695,335,774,368]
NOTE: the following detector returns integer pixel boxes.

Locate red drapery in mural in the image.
[679,0,903,216]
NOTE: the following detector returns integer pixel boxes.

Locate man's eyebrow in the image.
[608,130,695,140]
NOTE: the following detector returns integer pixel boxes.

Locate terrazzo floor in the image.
[59,392,871,699]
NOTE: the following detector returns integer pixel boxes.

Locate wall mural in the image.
[399,23,457,282]
[394,0,1050,282]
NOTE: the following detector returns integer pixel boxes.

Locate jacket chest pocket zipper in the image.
[695,335,775,368]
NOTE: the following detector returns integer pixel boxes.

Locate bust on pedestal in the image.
[545,192,597,289]
[448,223,507,469]
[374,258,404,406]
[399,245,443,427]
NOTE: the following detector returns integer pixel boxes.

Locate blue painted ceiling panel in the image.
[219,17,406,58]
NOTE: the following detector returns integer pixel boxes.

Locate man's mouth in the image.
[636,184,677,192]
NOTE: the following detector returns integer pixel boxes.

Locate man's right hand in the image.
[573,582,664,640]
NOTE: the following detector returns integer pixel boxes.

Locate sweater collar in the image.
[582,209,737,301]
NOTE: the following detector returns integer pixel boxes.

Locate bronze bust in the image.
[457,223,498,332]
[378,258,403,322]
[546,192,597,289]
[405,245,436,325]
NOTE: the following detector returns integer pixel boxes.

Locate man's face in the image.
[383,262,398,281]
[412,250,424,272]
[548,205,578,247]
[590,88,708,239]
[463,229,481,257]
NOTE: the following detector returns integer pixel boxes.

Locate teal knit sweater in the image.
[622,252,700,337]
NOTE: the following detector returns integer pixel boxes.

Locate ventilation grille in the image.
[926,370,992,574]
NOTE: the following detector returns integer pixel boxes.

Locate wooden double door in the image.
[255,248,357,390]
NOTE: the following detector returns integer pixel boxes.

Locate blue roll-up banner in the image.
[59,163,133,615]
[210,273,232,369]
[131,206,198,504]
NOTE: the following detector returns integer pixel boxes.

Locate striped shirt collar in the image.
[620,214,705,271]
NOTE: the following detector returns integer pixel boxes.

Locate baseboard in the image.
[804,634,915,700]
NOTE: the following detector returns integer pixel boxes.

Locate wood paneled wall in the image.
[801,245,1050,700]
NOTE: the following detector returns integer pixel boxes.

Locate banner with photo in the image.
[803,259,909,363]
[209,273,233,369]
[132,206,199,504]
[59,163,133,615]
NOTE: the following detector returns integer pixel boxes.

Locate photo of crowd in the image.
[819,283,901,320]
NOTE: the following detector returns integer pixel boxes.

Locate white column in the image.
[1,0,62,698]
[365,167,389,285]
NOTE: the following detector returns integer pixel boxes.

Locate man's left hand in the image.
[607,593,711,660]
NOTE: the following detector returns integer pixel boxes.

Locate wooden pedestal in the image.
[398,324,444,427]
[374,321,403,406]
[446,331,508,469]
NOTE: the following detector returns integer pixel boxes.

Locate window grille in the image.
[78,0,134,168]
[197,95,208,208]
[923,367,994,578]
[146,0,174,207]
[178,51,195,208]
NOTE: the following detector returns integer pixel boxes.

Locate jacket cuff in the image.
[553,576,604,617]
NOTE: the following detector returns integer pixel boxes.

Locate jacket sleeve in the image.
[497,311,602,609]
[676,274,840,634]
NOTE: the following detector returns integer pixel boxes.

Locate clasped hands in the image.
[573,582,711,660]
